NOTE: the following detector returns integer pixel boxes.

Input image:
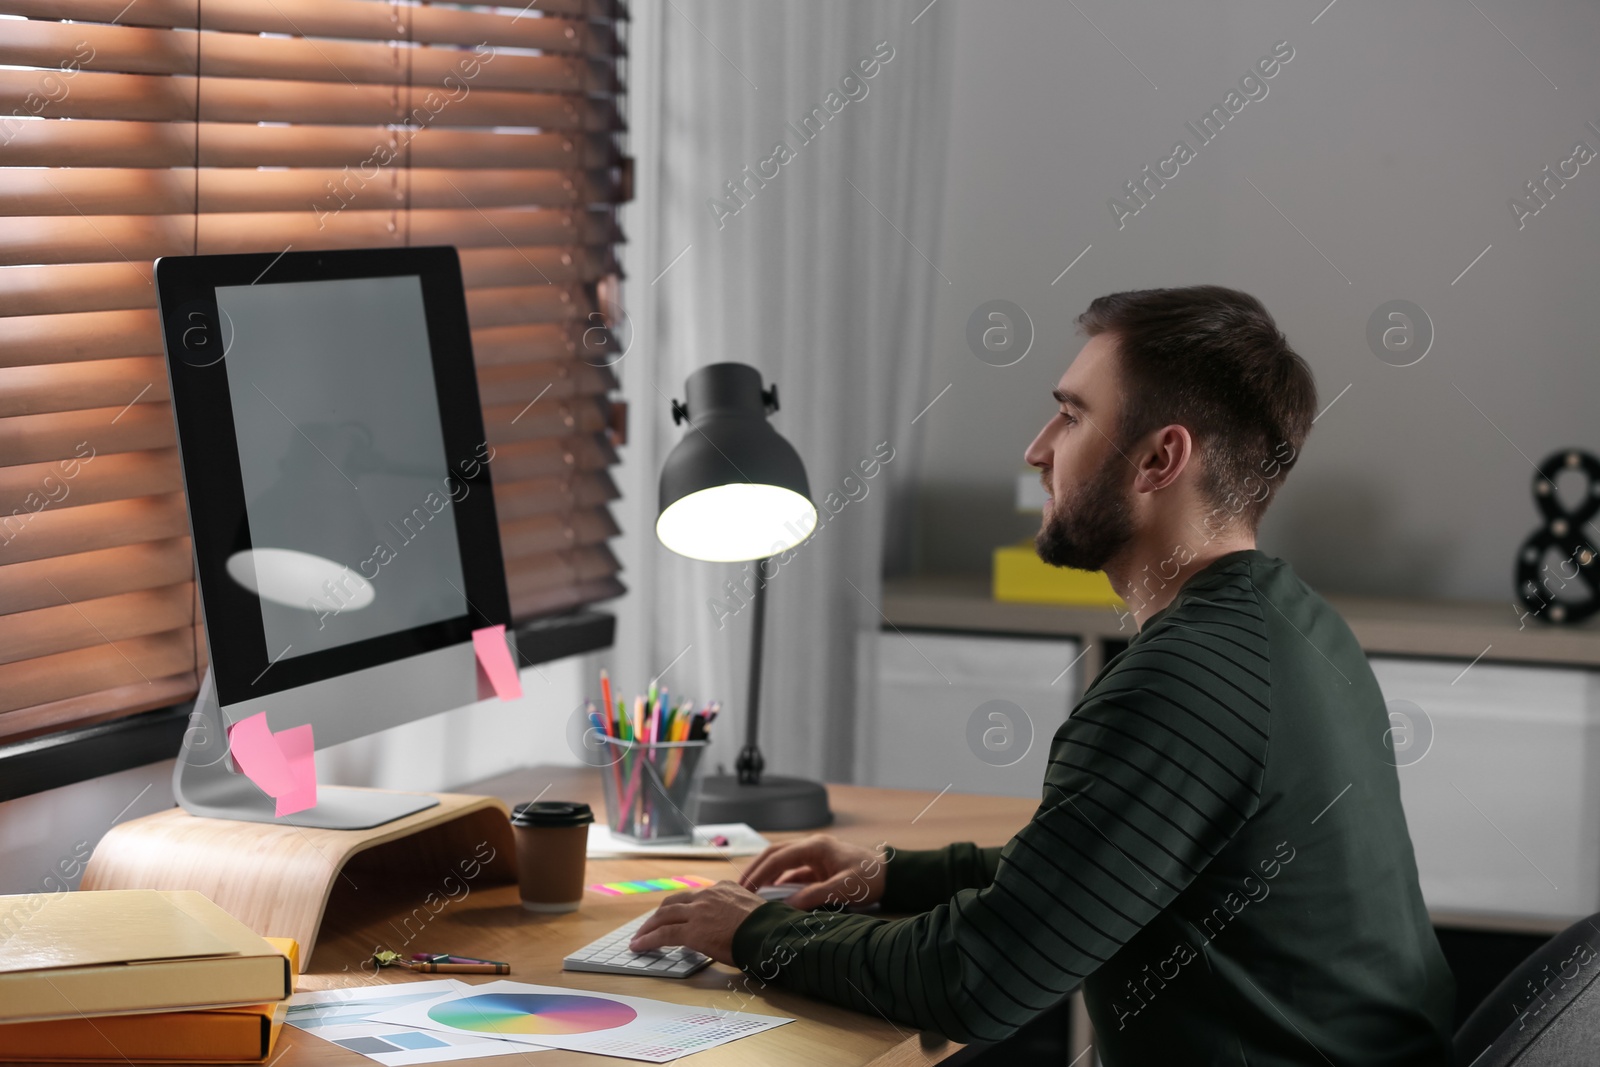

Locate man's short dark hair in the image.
[1076,285,1318,532]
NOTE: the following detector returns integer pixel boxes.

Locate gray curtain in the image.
[607,0,953,785]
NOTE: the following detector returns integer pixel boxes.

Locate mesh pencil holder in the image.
[598,737,710,843]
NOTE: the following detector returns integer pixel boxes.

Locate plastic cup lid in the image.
[510,800,595,828]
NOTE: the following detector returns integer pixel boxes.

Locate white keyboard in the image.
[562,885,801,979]
[562,911,712,978]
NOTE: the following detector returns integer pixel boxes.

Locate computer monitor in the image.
[155,246,515,830]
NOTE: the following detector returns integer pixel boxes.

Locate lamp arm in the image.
[736,557,770,786]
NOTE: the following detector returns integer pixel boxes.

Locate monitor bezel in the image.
[154,245,513,710]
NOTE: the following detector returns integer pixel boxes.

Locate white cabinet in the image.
[860,630,1080,799]
[1368,656,1600,921]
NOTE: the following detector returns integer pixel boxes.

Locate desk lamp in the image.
[656,362,833,830]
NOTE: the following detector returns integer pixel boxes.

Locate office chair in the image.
[1453,911,1600,1066]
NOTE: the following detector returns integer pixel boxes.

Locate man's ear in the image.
[1137,425,1192,493]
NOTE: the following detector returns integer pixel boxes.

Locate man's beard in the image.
[1035,449,1135,572]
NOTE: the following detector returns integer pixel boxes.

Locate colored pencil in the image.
[618,694,647,825]
[590,699,627,820]
[664,700,689,786]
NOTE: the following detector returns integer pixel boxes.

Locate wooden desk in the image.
[288,765,1037,1067]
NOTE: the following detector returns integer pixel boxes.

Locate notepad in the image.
[585,822,769,858]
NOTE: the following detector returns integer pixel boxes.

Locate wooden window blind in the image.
[0,0,631,744]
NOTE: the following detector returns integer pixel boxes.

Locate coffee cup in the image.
[509,800,594,913]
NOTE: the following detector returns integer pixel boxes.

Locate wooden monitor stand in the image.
[82,789,517,971]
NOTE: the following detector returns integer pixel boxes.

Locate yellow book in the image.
[992,543,1126,607]
[0,891,293,1024]
[0,1002,287,1063]
[0,939,298,1063]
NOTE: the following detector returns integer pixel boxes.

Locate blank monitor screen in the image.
[157,246,510,711]
[217,275,467,661]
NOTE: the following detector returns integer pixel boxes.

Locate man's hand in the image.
[737,834,889,911]
[627,881,766,965]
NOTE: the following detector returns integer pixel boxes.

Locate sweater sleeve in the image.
[729,638,1270,1044]
[878,844,1005,913]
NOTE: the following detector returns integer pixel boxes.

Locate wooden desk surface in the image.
[290,766,1037,1067]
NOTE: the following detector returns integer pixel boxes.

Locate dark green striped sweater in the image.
[731,548,1455,1065]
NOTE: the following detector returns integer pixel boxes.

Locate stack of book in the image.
[0,890,297,1063]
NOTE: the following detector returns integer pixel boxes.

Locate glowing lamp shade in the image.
[656,484,817,562]
[656,363,815,563]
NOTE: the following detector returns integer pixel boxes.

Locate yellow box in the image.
[992,543,1125,606]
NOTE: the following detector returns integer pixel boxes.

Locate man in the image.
[631,285,1455,1064]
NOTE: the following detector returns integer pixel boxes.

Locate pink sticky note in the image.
[227,713,297,797]
[272,723,318,817]
[473,624,522,701]
[228,712,318,818]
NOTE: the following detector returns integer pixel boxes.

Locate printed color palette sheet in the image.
[368,979,792,1062]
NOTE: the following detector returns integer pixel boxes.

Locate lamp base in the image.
[694,774,833,832]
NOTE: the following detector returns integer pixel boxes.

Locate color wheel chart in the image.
[367,980,794,1063]
[429,992,636,1036]
[286,980,542,1067]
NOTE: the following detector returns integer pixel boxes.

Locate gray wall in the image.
[910,0,1600,604]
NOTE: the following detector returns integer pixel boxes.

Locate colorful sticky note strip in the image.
[587,875,716,896]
